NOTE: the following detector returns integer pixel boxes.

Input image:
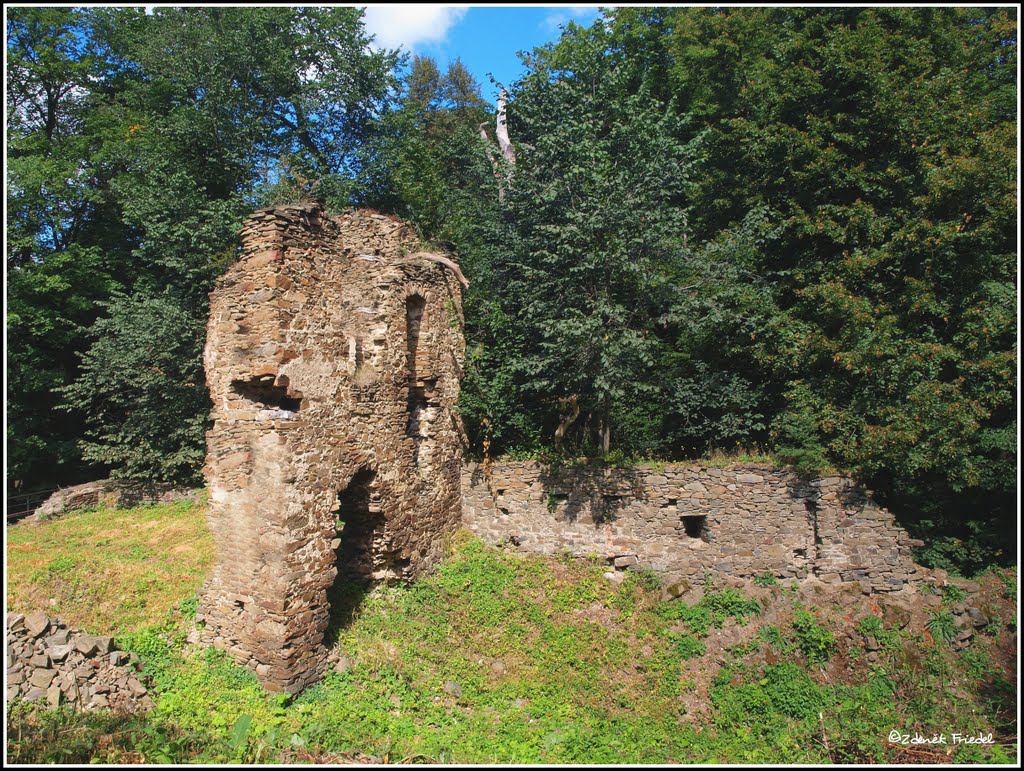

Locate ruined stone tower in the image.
[198,203,465,693]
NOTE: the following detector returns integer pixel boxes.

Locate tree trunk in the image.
[600,405,611,456]
[478,123,505,203]
[496,89,516,166]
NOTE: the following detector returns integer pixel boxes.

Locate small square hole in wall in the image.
[682,515,707,539]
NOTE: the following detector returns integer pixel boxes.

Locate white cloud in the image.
[362,5,468,51]
[542,5,600,33]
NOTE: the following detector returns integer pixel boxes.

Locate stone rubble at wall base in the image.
[6,611,153,712]
[29,480,199,524]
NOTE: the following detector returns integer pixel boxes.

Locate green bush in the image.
[674,634,706,660]
[791,609,835,665]
[711,662,831,726]
[942,584,967,605]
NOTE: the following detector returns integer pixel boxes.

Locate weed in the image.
[755,624,793,654]
[989,567,1016,601]
[925,610,958,646]
[942,584,967,605]
[699,588,761,625]
[752,572,778,587]
[674,634,706,660]
[792,609,835,665]
[179,594,199,620]
[6,507,1016,765]
[854,615,901,652]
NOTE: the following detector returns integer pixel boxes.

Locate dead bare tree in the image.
[408,251,469,288]
[479,87,516,202]
[495,88,516,165]
[553,395,581,453]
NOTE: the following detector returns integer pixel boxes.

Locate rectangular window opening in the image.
[682,515,707,540]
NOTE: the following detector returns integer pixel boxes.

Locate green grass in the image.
[6,495,213,632]
[5,503,1018,764]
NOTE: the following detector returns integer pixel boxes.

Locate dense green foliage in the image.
[7,6,397,488]
[6,7,1017,572]
[372,7,1018,571]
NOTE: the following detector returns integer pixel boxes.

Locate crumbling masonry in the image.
[199,204,465,693]
[200,204,927,695]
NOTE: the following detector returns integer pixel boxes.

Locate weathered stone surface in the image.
[29,669,56,689]
[881,601,913,630]
[48,628,72,646]
[462,461,922,594]
[6,613,153,714]
[30,480,197,523]
[200,205,465,694]
[29,653,51,669]
[966,607,990,628]
[664,581,691,599]
[126,678,147,697]
[25,611,50,638]
[74,636,99,657]
[47,684,64,708]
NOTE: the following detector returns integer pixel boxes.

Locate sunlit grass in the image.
[6,495,213,633]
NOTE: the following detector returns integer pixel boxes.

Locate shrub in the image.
[942,584,967,605]
[792,609,835,665]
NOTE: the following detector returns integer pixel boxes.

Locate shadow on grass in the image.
[323,577,373,649]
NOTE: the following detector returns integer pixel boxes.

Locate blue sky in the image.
[361,5,604,103]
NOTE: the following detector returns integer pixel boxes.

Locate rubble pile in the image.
[6,611,153,712]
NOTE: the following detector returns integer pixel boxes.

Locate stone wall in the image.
[29,480,198,523]
[462,461,923,592]
[199,204,465,693]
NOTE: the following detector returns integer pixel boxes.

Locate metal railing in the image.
[5,487,58,524]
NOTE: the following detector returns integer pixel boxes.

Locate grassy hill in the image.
[5,497,1018,764]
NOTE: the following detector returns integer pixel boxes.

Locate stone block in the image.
[74,636,99,657]
[25,611,50,638]
[29,669,56,689]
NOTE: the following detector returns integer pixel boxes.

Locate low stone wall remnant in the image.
[462,461,924,593]
[29,480,197,524]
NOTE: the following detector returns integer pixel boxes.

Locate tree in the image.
[651,6,1017,566]
[7,7,131,489]
[7,6,401,489]
[57,294,210,484]
[487,21,701,455]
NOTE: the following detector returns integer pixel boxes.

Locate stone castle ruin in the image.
[199,204,466,693]
[200,204,925,694]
